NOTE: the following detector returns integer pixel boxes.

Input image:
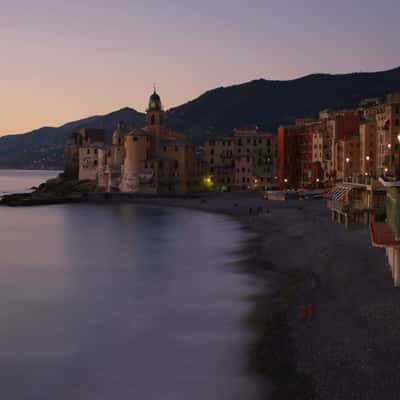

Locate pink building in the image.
[235,156,254,190]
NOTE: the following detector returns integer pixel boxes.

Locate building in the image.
[204,136,235,190]
[278,121,324,189]
[233,129,277,190]
[66,90,207,194]
[204,129,277,191]
[375,92,400,176]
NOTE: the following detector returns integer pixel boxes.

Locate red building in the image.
[278,122,323,189]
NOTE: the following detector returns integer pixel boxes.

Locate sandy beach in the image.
[113,192,399,400]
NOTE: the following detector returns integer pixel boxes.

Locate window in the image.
[210,158,214,164]
[396,119,400,126]
[94,160,98,166]
[87,149,90,154]
[175,146,178,152]
[210,149,214,155]
[151,115,155,125]
[94,148,98,154]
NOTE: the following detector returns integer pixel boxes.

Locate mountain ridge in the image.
[1,66,400,169]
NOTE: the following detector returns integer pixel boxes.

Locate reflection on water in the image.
[0,201,262,399]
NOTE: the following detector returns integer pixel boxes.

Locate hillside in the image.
[1,66,400,169]
[0,108,145,169]
[166,66,400,142]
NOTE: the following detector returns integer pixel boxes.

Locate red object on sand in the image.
[308,304,315,319]
[299,306,307,320]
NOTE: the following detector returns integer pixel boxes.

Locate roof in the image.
[126,128,149,137]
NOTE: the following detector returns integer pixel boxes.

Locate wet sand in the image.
[120,192,399,400]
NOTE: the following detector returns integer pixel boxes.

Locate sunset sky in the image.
[1,0,399,135]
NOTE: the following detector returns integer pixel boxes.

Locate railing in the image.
[343,176,375,185]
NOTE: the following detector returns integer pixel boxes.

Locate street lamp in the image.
[388,143,392,149]
[345,157,350,163]
[366,156,370,161]
[284,178,288,183]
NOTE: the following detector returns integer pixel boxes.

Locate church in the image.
[65,90,207,194]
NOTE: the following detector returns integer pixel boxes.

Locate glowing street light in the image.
[316,178,320,183]
[284,178,288,183]
[345,157,350,163]
[397,134,400,144]
[384,167,389,173]
[388,143,392,149]
[366,156,370,161]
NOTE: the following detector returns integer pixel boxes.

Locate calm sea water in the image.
[0,171,262,399]
[0,169,60,195]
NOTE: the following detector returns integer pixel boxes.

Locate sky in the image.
[1,0,399,135]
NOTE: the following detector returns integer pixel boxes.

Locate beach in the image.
[118,192,399,399]
[2,187,399,399]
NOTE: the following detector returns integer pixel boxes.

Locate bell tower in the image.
[146,87,165,134]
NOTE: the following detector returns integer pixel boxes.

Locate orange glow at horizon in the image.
[1,0,399,135]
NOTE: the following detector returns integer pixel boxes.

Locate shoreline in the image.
[127,194,318,399]
[2,189,398,399]
[110,193,400,399]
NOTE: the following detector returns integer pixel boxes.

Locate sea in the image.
[0,170,262,399]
